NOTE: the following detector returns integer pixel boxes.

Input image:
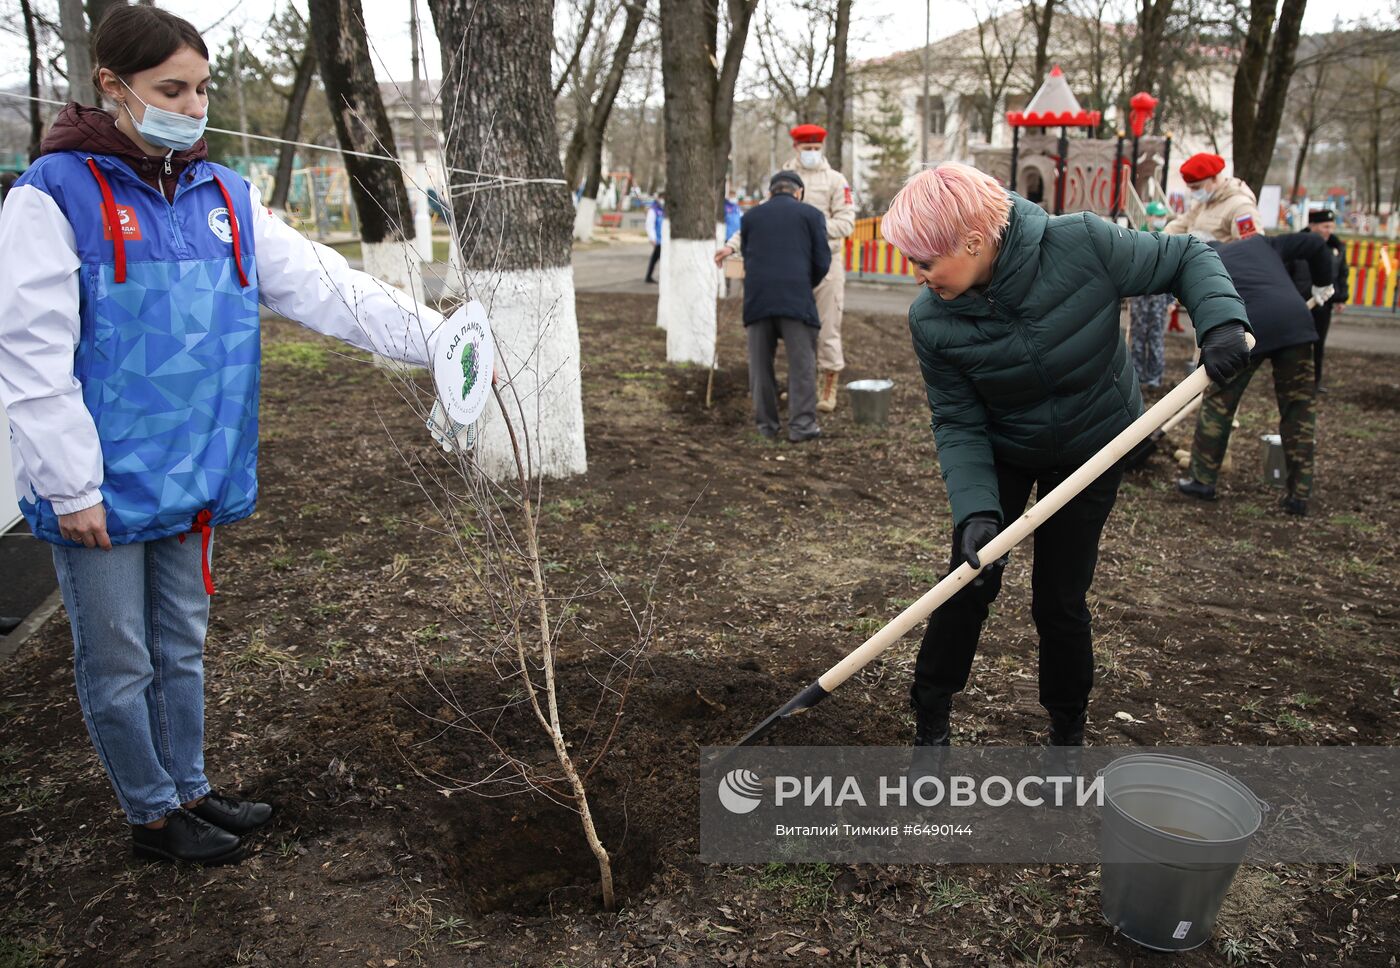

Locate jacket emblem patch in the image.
[101,205,142,241]
[208,207,236,243]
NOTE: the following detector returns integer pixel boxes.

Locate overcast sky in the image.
[1,0,1390,105]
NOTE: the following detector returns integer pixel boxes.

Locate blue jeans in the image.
[51,535,213,825]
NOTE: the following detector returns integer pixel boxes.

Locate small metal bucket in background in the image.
[1261,433,1286,488]
[1099,753,1265,952]
[846,379,893,426]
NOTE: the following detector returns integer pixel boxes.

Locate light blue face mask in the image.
[1189,187,1212,205]
[121,79,208,151]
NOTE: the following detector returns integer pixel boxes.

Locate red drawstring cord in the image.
[212,175,249,288]
[85,161,248,291]
[85,158,126,283]
[178,509,216,595]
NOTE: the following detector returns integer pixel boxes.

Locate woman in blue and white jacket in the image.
[0,5,446,865]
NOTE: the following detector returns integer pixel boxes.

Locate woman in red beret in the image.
[1164,153,1262,243]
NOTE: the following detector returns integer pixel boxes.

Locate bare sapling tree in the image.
[353,221,652,911]
[755,0,838,125]
[656,0,760,362]
[268,8,319,213]
[553,0,603,99]
[307,0,422,297]
[313,0,651,905]
[826,0,851,170]
[58,0,97,105]
[20,0,42,163]
[1230,0,1309,194]
[1128,0,1174,99]
[561,2,619,188]
[1027,0,1057,83]
[1064,0,1133,135]
[570,0,650,241]
[968,0,1027,141]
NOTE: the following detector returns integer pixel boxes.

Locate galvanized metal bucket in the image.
[846,379,893,426]
[1099,753,1266,951]
[1261,433,1287,488]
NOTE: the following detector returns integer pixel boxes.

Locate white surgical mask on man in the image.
[799,148,823,169]
[1189,186,1212,205]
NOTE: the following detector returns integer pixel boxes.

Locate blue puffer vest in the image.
[13,151,261,545]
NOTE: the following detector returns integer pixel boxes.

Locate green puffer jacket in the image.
[909,194,1250,527]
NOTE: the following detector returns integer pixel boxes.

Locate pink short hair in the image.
[881,163,1012,262]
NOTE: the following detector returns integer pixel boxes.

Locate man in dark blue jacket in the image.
[1178,231,1333,515]
[738,170,831,442]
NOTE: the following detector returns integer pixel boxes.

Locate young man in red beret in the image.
[1164,152,1261,243]
[716,124,855,413]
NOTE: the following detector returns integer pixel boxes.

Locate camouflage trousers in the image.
[1130,293,1173,388]
[1189,343,1317,499]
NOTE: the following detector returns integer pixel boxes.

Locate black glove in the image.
[957,513,1002,570]
[1199,322,1250,385]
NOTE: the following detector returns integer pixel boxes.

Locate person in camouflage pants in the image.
[1178,230,1331,516]
[1130,292,1174,388]
[1188,343,1316,503]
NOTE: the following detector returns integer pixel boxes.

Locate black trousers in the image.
[645,244,661,281]
[911,462,1123,722]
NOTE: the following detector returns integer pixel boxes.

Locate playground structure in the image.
[282,165,360,238]
[842,68,1399,309]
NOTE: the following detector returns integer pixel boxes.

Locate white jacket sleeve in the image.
[0,184,104,515]
[249,183,443,365]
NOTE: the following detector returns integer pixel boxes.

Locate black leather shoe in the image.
[1282,496,1308,516]
[1176,477,1217,501]
[131,809,243,865]
[788,428,822,444]
[190,792,274,836]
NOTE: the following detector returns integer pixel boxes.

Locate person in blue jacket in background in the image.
[724,196,742,239]
[0,5,452,866]
[644,191,665,283]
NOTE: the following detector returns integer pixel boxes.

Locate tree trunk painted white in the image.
[471,265,587,480]
[573,194,597,242]
[662,237,718,365]
[655,218,671,329]
[411,164,435,263]
[363,239,426,304]
[714,220,729,299]
[364,240,427,375]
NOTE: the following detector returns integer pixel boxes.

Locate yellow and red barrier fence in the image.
[1344,239,1399,310]
[844,229,1400,305]
[844,237,917,282]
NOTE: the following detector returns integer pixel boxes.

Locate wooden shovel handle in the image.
[815,332,1255,694]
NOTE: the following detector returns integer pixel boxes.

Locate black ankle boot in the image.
[131,809,243,865]
[1048,711,1086,747]
[1176,477,1218,501]
[1040,711,1087,804]
[912,696,952,747]
[909,696,952,783]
